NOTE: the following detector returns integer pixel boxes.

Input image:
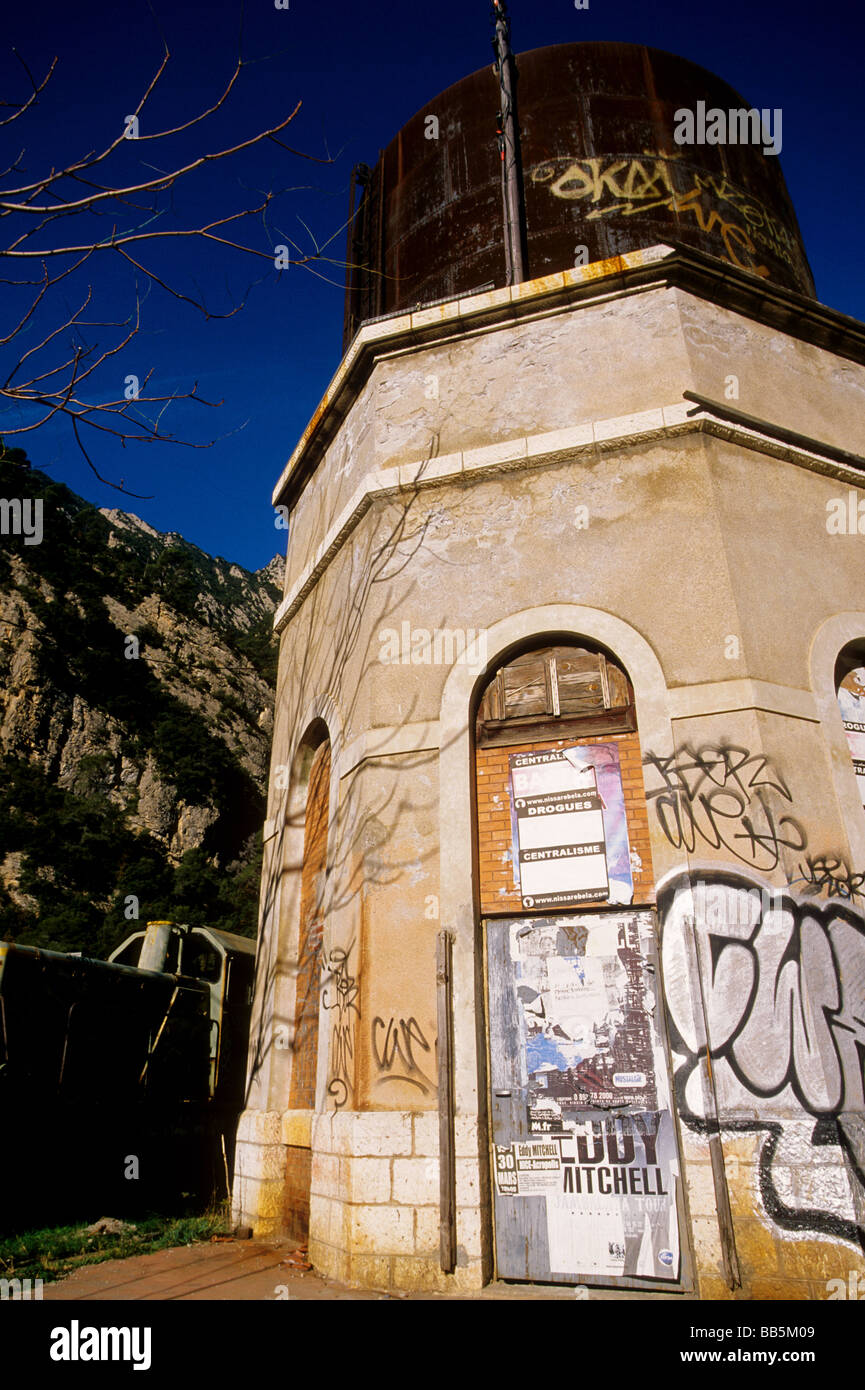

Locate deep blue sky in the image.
[2,0,862,572]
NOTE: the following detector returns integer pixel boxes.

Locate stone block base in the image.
[232,1107,488,1292]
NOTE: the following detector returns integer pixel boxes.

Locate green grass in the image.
[0,1207,229,1285]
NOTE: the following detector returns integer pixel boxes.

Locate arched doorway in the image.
[474,638,687,1289]
[282,731,331,1242]
[836,643,865,823]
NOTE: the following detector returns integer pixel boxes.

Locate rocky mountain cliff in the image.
[0,447,283,955]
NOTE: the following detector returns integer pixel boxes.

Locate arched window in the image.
[474,640,651,911]
[476,643,634,747]
[288,737,330,1109]
[836,644,865,817]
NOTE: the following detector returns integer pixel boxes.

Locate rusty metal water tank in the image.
[344,42,814,346]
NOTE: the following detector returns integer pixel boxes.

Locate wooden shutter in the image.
[477,646,635,746]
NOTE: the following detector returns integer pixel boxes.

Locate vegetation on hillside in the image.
[0,445,279,952]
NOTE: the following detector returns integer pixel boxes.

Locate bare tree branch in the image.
[1,100,304,222]
[0,51,57,127]
[0,27,353,495]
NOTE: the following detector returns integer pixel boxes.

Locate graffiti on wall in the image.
[796,855,865,902]
[642,743,807,872]
[659,870,865,1243]
[528,152,802,282]
[371,1015,436,1095]
[321,941,359,1109]
[641,736,865,1241]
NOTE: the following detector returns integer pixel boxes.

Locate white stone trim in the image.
[336,721,441,780]
[271,245,676,506]
[668,678,819,723]
[274,473,400,632]
[273,411,864,635]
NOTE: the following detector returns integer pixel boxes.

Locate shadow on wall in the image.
[245,442,481,1119]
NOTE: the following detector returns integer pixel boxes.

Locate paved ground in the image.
[43,1239,379,1301]
[42,1237,693,1301]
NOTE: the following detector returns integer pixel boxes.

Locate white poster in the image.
[508,745,633,910]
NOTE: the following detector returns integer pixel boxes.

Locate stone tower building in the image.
[232,41,865,1297]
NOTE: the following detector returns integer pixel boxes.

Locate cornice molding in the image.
[274,402,865,635]
[272,242,865,510]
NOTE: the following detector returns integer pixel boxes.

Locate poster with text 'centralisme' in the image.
[508,743,633,910]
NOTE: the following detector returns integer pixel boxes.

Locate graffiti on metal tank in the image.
[321,941,359,1109]
[641,743,807,872]
[529,152,802,280]
[371,1015,436,1095]
[659,871,865,1242]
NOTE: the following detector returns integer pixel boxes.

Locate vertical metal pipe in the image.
[138,921,174,974]
[437,930,457,1273]
[492,0,527,285]
[342,163,370,350]
[688,914,742,1290]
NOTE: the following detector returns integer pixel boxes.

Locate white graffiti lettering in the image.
[659,871,865,1241]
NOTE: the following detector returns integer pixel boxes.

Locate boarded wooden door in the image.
[487,908,686,1287]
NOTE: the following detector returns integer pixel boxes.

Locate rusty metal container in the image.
[344,42,814,346]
